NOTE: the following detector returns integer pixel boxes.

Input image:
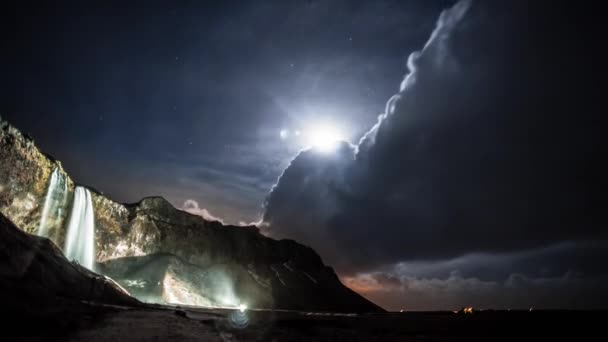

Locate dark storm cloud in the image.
[263,0,606,277]
[345,240,608,311]
[390,240,608,281]
[345,269,608,311]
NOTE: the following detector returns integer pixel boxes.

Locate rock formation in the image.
[0,212,139,307]
[0,118,383,312]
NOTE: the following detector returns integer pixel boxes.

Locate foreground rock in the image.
[0,212,140,340]
[0,118,382,312]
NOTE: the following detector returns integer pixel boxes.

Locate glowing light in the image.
[463,307,474,314]
[280,129,289,139]
[229,306,250,329]
[38,168,60,237]
[306,124,344,152]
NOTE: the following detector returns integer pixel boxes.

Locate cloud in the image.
[344,269,608,311]
[181,199,225,224]
[343,240,608,310]
[262,142,357,265]
[261,0,607,309]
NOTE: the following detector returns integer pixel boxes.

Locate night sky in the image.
[2,0,607,311]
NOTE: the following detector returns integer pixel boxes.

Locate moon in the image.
[306,124,344,152]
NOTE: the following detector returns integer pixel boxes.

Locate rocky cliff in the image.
[0,120,74,244]
[0,212,139,307]
[0,118,383,312]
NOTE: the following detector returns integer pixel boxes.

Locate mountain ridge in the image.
[0,117,383,312]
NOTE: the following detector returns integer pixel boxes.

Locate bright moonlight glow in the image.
[238,304,247,312]
[307,124,344,152]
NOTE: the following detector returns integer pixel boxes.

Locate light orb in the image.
[307,125,344,152]
[280,129,289,139]
[238,304,247,312]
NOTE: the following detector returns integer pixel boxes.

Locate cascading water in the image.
[38,168,68,239]
[64,186,96,270]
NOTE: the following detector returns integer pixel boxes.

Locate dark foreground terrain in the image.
[5,302,604,341]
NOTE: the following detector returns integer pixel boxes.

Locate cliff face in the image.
[0,119,383,312]
[0,121,74,246]
[93,196,380,311]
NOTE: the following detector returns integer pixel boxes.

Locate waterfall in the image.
[38,168,68,238]
[64,186,96,270]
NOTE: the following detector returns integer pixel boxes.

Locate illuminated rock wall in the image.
[0,120,74,247]
[0,118,383,312]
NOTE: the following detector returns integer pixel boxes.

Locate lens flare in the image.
[280,129,289,139]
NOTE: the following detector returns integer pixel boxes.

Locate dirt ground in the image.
[6,300,604,341]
